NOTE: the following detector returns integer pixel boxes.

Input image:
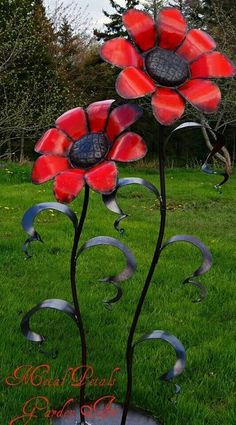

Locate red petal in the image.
[122,9,156,52]
[177,29,216,62]
[106,103,143,141]
[100,38,143,68]
[190,52,235,78]
[178,79,221,113]
[152,88,185,125]
[108,132,147,162]
[53,169,85,203]
[116,67,156,99]
[87,99,115,133]
[56,107,88,140]
[35,128,72,156]
[32,155,70,184]
[85,161,118,194]
[157,8,187,50]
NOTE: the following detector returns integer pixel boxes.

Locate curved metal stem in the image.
[70,184,90,424]
[121,126,167,425]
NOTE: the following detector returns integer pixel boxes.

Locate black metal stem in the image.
[121,126,167,425]
[70,184,90,425]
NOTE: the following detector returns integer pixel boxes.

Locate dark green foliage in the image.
[0,0,70,160]
[143,0,163,19]
[74,50,119,105]
[168,0,236,26]
[94,0,140,41]
[57,18,77,74]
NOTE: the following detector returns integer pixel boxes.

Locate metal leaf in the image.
[171,122,203,136]
[21,299,77,343]
[21,202,78,257]
[202,163,229,193]
[161,235,213,301]
[77,236,137,308]
[134,330,186,382]
[201,132,229,192]
[169,123,229,191]
[102,178,160,233]
[103,282,123,311]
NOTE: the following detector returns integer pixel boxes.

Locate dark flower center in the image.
[69,133,109,169]
[145,47,189,87]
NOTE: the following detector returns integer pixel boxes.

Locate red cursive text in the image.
[5,364,120,388]
[9,395,118,424]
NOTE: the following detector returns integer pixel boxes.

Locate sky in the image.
[44,0,127,28]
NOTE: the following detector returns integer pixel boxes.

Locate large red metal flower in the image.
[32,101,147,203]
[100,8,235,126]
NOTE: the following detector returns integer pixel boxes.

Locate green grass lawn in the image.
[0,163,235,425]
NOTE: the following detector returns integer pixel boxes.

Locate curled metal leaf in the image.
[114,214,128,235]
[169,122,229,191]
[201,163,229,190]
[202,132,229,192]
[170,121,203,136]
[103,282,123,311]
[134,330,186,383]
[184,279,207,303]
[21,299,77,357]
[21,202,78,257]
[77,236,137,308]
[161,235,213,301]
[102,178,161,234]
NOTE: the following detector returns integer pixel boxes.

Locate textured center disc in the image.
[145,47,189,87]
[69,133,109,169]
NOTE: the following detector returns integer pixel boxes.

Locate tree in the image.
[68,30,120,108]
[94,0,140,41]
[165,0,202,21]
[142,0,163,20]
[0,0,68,161]
[57,18,78,75]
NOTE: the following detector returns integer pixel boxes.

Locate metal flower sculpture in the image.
[20,100,153,425]
[19,7,234,425]
[101,8,235,125]
[97,6,234,425]
[32,100,147,202]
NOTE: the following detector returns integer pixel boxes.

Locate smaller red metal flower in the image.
[100,8,236,126]
[32,101,147,203]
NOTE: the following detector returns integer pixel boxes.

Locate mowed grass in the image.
[0,163,236,425]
